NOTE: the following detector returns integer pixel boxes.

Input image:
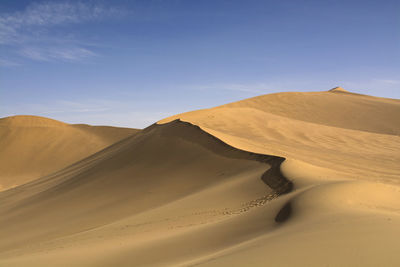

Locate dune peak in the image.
[0,115,67,127]
[329,86,349,93]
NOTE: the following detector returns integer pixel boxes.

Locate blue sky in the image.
[1,0,399,128]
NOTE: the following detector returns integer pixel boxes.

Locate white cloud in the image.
[0,1,123,62]
[0,58,20,67]
[0,98,173,129]
[187,78,400,97]
[188,83,270,93]
[18,47,49,61]
[183,81,326,94]
[374,79,400,85]
[0,2,121,42]
[19,46,96,62]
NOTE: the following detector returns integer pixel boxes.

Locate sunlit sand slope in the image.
[159,89,400,182]
[0,115,139,190]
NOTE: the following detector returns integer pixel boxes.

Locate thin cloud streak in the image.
[0,2,122,43]
[186,78,400,97]
[374,79,400,85]
[0,1,124,62]
[183,81,325,94]
[19,46,96,62]
[0,58,20,67]
[0,98,177,128]
[187,83,270,93]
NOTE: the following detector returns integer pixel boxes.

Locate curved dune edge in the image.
[159,119,294,195]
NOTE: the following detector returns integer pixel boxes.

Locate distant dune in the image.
[0,115,139,190]
[161,87,400,135]
[0,89,399,266]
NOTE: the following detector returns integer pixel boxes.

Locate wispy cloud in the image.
[188,83,270,93]
[0,58,20,67]
[184,78,400,99]
[0,98,174,128]
[19,46,96,62]
[374,79,400,85]
[0,2,122,43]
[0,1,124,63]
[183,81,325,94]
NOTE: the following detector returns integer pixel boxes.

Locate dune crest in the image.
[0,115,67,127]
[328,86,349,93]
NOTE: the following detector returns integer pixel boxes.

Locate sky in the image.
[1,0,399,128]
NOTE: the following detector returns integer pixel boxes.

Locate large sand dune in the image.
[0,89,399,266]
[0,115,139,191]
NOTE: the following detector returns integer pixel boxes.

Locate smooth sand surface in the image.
[0,89,399,266]
[0,115,139,191]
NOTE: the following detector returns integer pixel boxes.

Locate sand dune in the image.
[159,89,400,182]
[0,89,399,266]
[0,115,139,191]
[0,120,285,266]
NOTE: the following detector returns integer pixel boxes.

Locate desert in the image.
[1,1,399,266]
[0,88,399,266]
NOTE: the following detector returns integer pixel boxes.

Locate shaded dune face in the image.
[0,115,139,191]
[0,120,288,258]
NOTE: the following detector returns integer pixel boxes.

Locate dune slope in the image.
[0,115,139,190]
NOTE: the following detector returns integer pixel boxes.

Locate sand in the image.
[0,115,139,191]
[0,89,399,266]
